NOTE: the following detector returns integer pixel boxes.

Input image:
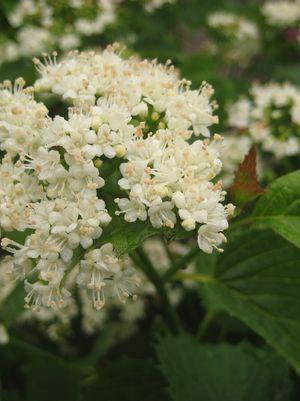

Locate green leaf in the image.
[202,229,300,372]
[252,170,300,247]
[71,201,188,260]
[82,357,170,401]
[156,334,292,401]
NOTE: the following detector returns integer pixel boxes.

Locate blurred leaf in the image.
[274,64,300,85]
[229,146,265,208]
[203,229,300,372]
[252,170,300,247]
[82,357,170,401]
[0,337,91,401]
[0,0,19,14]
[156,334,292,401]
[0,284,25,326]
[0,60,37,85]
[1,391,25,401]
[78,322,138,367]
[23,357,84,401]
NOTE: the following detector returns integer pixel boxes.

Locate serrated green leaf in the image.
[202,229,300,372]
[156,334,292,401]
[252,170,300,247]
[82,357,170,401]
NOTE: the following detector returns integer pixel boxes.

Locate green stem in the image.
[162,245,199,282]
[197,311,215,340]
[131,247,180,333]
[161,236,175,265]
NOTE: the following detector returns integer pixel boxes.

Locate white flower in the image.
[24,280,71,310]
[228,97,252,129]
[228,82,300,158]
[115,197,147,222]
[0,78,48,155]
[77,243,139,310]
[207,11,260,64]
[144,0,175,12]
[17,26,54,57]
[197,224,227,254]
[148,201,176,228]
[262,1,300,27]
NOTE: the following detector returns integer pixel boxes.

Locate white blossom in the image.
[207,11,260,64]
[228,82,300,158]
[262,0,300,28]
[0,46,232,314]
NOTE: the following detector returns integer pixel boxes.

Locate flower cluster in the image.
[228,82,300,158]
[0,0,119,65]
[262,0,300,28]
[0,45,232,312]
[0,237,186,345]
[0,0,178,66]
[207,11,260,64]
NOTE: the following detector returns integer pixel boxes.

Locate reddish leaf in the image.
[229,146,265,208]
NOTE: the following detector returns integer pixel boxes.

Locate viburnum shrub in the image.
[0,44,234,313]
[2,0,300,398]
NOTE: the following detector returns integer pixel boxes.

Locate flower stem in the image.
[131,247,180,333]
[160,236,175,265]
[162,245,200,282]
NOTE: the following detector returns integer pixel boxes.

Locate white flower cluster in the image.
[0,238,185,343]
[0,0,178,66]
[0,0,119,65]
[207,11,260,64]
[262,0,300,28]
[228,82,300,158]
[143,0,175,12]
[0,45,232,312]
[0,27,55,64]
[77,237,185,334]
